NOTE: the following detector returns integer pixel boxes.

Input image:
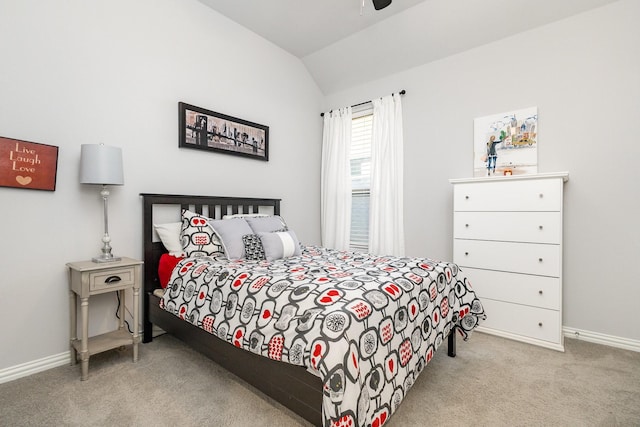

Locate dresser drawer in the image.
[461,267,560,310]
[454,211,561,244]
[453,178,562,212]
[479,298,561,344]
[454,240,560,277]
[89,267,135,292]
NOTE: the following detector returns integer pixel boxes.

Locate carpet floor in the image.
[1,332,638,426]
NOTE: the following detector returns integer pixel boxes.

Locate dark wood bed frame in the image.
[141,193,457,427]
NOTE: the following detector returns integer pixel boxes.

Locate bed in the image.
[141,193,485,427]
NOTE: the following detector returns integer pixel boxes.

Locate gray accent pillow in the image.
[245,215,288,233]
[208,218,254,260]
[257,230,301,261]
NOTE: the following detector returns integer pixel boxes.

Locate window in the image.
[350,109,373,251]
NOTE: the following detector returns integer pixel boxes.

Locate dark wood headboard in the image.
[140,193,281,342]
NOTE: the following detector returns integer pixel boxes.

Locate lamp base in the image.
[93,186,120,264]
[92,254,122,263]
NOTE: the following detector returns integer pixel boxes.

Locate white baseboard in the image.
[0,351,71,385]
[563,327,640,353]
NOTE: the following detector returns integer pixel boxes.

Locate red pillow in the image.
[158,253,184,288]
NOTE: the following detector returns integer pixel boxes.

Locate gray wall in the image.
[325,0,640,342]
[0,0,323,370]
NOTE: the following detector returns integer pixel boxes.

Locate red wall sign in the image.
[0,136,59,191]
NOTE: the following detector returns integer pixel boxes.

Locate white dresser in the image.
[450,172,569,351]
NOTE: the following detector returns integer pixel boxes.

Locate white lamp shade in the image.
[80,144,124,185]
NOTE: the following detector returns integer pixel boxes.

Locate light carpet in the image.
[1,332,638,426]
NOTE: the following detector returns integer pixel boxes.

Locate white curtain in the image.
[369,94,405,256]
[321,107,352,250]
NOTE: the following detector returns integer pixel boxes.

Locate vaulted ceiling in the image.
[198,0,620,94]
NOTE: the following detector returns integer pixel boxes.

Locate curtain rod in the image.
[320,89,406,117]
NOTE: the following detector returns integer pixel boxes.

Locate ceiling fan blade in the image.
[372,0,392,10]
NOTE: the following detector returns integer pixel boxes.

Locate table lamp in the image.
[80,144,124,263]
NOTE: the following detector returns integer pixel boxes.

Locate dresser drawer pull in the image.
[105,275,122,284]
[539,193,544,198]
[538,258,543,262]
[538,322,543,327]
[465,223,469,228]
[464,252,469,256]
[538,290,543,295]
[539,225,543,230]
[465,195,469,200]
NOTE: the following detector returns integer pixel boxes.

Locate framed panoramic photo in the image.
[179,102,269,161]
[0,136,59,191]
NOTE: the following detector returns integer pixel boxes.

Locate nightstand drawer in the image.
[90,267,135,292]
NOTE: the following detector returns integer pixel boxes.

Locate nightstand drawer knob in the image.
[105,275,122,284]
[538,290,543,295]
[538,322,543,327]
[538,258,543,262]
[539,225,543,230]
[465,223,469,228]
[464,252,469,256]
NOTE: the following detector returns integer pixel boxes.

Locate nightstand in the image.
[67,257,143,380]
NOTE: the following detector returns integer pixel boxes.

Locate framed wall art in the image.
[179,102,269,161]
[473,106,538,177]
[0,136,59,191]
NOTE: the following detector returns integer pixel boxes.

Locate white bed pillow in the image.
[209,218,254,260]
[257,230,301,261]
[153,222,185,256]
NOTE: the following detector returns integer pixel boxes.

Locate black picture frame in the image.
[179,102,269,161]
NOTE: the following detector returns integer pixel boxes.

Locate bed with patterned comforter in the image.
[160,245,485,426]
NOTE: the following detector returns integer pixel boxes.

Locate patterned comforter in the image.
[161,246,485,426]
